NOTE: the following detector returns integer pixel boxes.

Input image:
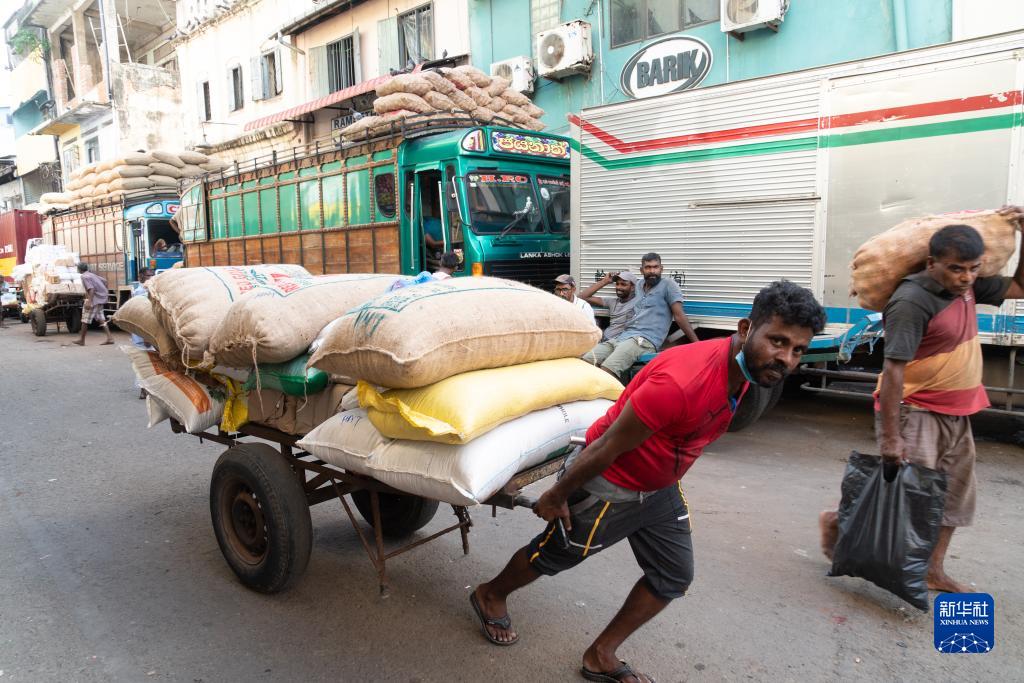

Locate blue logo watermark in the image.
[934,593,994,653]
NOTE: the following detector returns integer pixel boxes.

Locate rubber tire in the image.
[764,380,785,414]
[209,443,313,594]
[351,490,440,539]
[66,306,82,334]
[728,382,773,432]
[19,310,28,323]
[31,308,46,336]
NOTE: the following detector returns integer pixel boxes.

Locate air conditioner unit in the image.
[490,56,535,94]
[720,0,789,34]
[535,20,593,80]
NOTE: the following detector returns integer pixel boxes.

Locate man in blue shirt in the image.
[582,253,698,380]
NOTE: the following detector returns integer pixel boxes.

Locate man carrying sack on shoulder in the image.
[821,209,1024,592]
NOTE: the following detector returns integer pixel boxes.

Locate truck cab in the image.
[124,199,183,280]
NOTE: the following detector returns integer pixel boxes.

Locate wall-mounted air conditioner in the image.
[490,56,535,94]
[535,20,592,80]
[720,0,789,34]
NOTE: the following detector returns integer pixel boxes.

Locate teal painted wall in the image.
[469,0,953,135]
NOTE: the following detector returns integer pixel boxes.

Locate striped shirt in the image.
[878,272,1009,416]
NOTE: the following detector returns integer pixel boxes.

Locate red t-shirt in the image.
[587,337,746,491]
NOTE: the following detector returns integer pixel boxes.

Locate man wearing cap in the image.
[554,274,596,325]
[579,271,638,342]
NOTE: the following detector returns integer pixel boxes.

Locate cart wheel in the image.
[351,490,439,539]
[209,443,312,594]
[728,382,774,432]
[66,306,82,334]
[30,308,46,336]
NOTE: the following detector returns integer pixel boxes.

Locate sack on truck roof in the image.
[373,92,434,115]
[849,210,1021,311]
[308,276,601,389]
[376,73,433,98]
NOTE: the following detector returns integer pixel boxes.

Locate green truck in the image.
[179,124,572,287]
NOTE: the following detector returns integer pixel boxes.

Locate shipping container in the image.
[0,210,43,280]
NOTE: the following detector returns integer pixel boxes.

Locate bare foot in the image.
[582,646,653,683]
[928,570,969,593]
[72,340,84,346]
[819,510,839,561]
[472,585,517,644]
[100,340,114,345]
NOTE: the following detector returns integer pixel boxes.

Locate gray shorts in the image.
[582,336,655,379]
[525,483,694,600]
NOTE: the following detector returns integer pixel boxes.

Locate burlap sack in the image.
[308,276,602,388]
[373,92,433,115]
[200,158,230,172]
[112,295,181,363]
[151,150,185,168]
[40,192,74,204]
[94,170,114,184]
[441,67,474,90]
[339,115,380,140]
[112,164,153,178]
[150,162,182,178]
[370,110,418,135]
[850,210,1022,311]
[179,164,205,178]
[523,118,546,131]
[455,65,492,88]
[118,153,157,166]
[149,175,178,188]
[93,183,110,195]
[95,159,115,173]
[147,264,312,366]
[209,272,399,367]
[109,177,153,191]
[423,91,456,112]
[179,150,210,165]
[465,86,492,107]
[471,107,497,123]
[246,384,351,436]
[502,88,531,107]
[449,89,477,111]
[487,97,508,112]
[377,74,433,97]
[420,70,456,95]
[486,76,511,97]
[523,103,545,118]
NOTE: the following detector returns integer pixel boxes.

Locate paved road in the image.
[1,321,1022,682]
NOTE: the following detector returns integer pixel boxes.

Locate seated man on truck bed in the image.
[578,270,638,342]
[583,253,699,381]
[471,281,826,683]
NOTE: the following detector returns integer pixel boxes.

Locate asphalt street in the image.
[1,320,1022,682]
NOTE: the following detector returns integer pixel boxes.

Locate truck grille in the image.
[484,258,570,291]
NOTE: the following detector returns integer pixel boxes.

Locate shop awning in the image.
[244,73,393,132]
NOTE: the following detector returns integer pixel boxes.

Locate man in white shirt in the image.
[554,274,596,325]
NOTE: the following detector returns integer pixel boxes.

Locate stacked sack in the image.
[50,149,230,212]
[338,65,546,143]
[117,265,400,435]
[850,209,1023,310]
[297,276,619,506]
[17,242,86,306]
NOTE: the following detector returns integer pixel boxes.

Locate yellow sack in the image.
[358,358,623,444]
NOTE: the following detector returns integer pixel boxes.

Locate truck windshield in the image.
[464,172,543,234]
[537,175,570,233]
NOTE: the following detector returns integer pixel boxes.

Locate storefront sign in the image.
[620,36,712,99]
[490,131,570,160]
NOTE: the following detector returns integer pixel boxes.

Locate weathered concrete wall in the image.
[111,62,183,154]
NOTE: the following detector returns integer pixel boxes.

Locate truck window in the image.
[537,175,570,233]
[375,172,396,218]
[417,170,445,272]
[445,165,465,270]
[463,173,542,234]
[148,219,182,256]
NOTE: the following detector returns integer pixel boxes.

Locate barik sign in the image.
[620,36,712,99]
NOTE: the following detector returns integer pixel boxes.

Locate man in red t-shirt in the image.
[470,281,826,682]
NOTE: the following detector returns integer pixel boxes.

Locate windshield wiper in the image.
[497,197,534,239]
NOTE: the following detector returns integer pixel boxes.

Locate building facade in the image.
[6,0,181,189]
[173,0,470,162]
[470,0,1024,136]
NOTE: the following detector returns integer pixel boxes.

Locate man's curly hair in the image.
[749,280,826,335]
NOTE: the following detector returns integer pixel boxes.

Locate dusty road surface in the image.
[1,321,1022,682]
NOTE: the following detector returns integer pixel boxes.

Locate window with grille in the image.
[201,81,212,121]
[327,35,356,92]
[398,4,433,67]
[229,65,243,111]
[531,0,561,35]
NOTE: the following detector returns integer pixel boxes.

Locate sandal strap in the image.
[483,613,511,629]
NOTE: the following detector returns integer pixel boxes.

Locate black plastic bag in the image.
[828,451,947,611]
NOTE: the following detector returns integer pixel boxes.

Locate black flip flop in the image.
[469,591,518,646]
[581,660,655,683]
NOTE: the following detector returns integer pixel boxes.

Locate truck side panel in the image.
[183,146,401,274]
[50,203,128,298]
[0,210,43,277]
